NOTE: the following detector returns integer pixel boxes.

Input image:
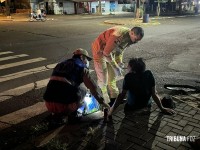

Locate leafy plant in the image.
[30,123,48,135]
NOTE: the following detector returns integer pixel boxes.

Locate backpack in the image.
[52,58,84,86]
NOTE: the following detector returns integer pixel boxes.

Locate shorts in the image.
[45,101,81,114]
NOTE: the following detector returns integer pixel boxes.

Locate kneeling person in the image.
[43,48,109,123]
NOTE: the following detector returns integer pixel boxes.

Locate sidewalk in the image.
[0,12,122,22]
[0,13,30,22]
[103,12,200,26]
[0,12,200,150]
[0,13,56,22]
[4,95,197,150]
[1,12,199,26]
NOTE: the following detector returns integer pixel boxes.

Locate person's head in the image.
[129,27,144,43]
[73,48,92,68]
[128,57,146,74]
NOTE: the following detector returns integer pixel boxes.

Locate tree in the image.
[141,0,146,17]
[156,0,161,17]
[135,0,140,18]
[178,0,183,14]
[156,0,168,17]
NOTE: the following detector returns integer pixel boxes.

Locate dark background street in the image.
[0,14,200,149]
[0,14,199,92]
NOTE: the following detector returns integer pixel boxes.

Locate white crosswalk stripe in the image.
[0,51,50,130]
[0,102,47,130]
[0,54,29,61]
[0,51,13,56]
[0,69,96,101]
[0,78,49,102]
[0,57,46,70]
[0,63,56,82]
[0,51,122,131]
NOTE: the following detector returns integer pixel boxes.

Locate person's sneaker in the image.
[121,99,127,104]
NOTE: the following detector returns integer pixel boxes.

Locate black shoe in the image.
[121,99,127,104]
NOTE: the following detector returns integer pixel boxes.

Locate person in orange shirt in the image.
[91,26,144,106]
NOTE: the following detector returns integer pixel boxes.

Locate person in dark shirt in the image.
[108,57,176,117]
[43,48,109,123]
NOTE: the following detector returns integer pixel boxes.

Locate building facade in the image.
[33,0,134,15]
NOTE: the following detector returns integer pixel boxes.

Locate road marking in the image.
[0,51,13,56]
[0,102,47,130]
[0,59,124,130]
[0,69,94,101]
[0,54,29,61]
[0,78,49,102]
[0,63,56,82]
[0,63,81,82]
[0,57,47,70]
[0,69,96,101]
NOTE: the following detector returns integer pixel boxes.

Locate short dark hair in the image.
[128,57,146,74]
[131,27,144,39]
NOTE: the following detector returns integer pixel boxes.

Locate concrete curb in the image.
[103,14,200,26]
[103,19,161,26]
[104,20,125,25]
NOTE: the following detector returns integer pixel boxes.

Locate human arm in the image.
[108,89,127,116]
[151,86,176,115]
[102,33,121,67]
[115,51,124,69]
[83,69,110,108]
[115,51,123,64]
[98,29,125,77]
[104,47,124,77]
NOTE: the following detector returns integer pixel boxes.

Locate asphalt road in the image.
[0,15,199,92]
[0,13,200,149]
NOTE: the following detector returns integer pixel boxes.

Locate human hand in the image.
[113,66,124,77]
[104,112,112,122]
[106,114,112,122]
[162,108,176,115]
[118,62,125,69]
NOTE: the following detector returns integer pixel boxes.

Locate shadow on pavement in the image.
[106,109,163,149]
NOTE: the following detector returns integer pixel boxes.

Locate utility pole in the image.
[5,0,11,18]
[98,0,102,15]
[196,0,199,14]
[135,0,140,19]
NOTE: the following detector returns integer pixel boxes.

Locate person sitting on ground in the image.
[108,57,176,117]
[43,48,110,124]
